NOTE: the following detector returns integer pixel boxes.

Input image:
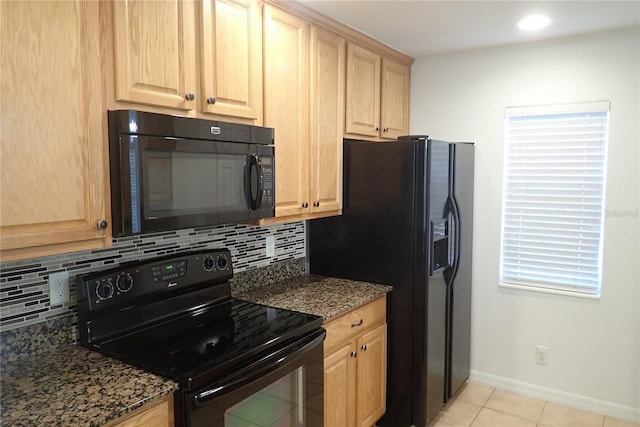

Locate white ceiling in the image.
[298,0,640,57]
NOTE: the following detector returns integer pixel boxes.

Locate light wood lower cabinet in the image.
[323,296,387,427]
[355,323,387,427]
[107,394,174,427]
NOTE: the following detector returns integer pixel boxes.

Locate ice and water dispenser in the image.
[431,218,449,274]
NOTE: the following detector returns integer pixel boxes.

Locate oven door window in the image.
[226,367,305,426]
[142,147,248,219]
[187,337,323,427]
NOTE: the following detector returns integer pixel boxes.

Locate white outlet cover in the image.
[536,345,549,365]
[266,235,275,257]
[49,271,70,305]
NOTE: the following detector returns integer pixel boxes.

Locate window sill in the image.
[498,281,601,299]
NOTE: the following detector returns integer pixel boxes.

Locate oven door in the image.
[183,329,325,427]
[114,135,275,236]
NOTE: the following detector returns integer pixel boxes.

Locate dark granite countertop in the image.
[234,274,393,320]
[0,345,178,427]
[0,273,389,426]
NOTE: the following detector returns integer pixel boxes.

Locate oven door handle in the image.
[193,328,325,407]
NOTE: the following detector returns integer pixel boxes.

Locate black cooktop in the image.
[95,297,322,389]
[76,249,323,392]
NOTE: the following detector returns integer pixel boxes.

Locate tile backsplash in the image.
[0,222,305,332]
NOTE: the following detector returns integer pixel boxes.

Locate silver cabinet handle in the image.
[207,96,216,105]
[361,344,368,351]
[96,220,108,230]
[185,92,195,101]
[350,351,357,358]
[302,202,309,208]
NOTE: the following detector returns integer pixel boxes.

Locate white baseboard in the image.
[469,370,640,424]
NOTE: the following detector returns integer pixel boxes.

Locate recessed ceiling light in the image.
[517,14,551,31]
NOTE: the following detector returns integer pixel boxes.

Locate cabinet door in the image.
[263,5,310,217]
[324,342,357,427]
[107,394,173,427]
[381,58,410,139]
[345,43,380,138]
[200,0,262,121]
[113,0,196,110]
[0,1,109,261]
[310,27,344,214]
[356,323,387,427]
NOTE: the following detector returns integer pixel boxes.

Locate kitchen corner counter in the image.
[0,344,177,427]
[234,275,393,320]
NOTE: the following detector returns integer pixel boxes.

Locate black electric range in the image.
[77,249,325,427]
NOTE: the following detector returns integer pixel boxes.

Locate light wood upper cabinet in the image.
[381,58,410,139]
[263,5,310,218]
[113,0,197,111]
[309,26,344,215]
[111,0,262,124]
[200,0,262,120]
[0,0,110,262]
[261,21,344,224]
[345,44,381,138]
[346,43,410,141]
[323,296,387,427]
[261,20,344,224]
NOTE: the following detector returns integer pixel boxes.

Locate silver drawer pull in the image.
[351,319,363,328]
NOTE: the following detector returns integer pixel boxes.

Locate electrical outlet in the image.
[266,235,275,257]
[49,271,70,305]
[536,345,549,365]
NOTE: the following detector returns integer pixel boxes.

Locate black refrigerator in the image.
[308,137,474,427]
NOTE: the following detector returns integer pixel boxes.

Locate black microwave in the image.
[108,110,275,237]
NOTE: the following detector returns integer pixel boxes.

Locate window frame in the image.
[498,101,610,298]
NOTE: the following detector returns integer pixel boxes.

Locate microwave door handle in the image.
[254,154,264,209]
[245,154,264,210]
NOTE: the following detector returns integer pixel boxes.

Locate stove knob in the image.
[96,280,114,300]
[203,256,215,271]
[206,340,216,350]
[116,273,134,293]
[216,256,228,270]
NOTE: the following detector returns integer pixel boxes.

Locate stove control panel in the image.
[77,249,233,314]
[151,259,188,282]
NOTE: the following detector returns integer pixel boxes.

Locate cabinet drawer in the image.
[324,296,386,352]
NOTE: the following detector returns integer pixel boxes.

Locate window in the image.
[499,101,610,297]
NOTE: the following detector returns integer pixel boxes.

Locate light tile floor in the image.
[428,382,639,427]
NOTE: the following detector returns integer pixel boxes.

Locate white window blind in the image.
[500,101,610,296]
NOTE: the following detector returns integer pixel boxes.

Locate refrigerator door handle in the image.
[450,194,462,283]
[447,206,456,268]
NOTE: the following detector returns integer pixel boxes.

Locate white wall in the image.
[410,27,640,421]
